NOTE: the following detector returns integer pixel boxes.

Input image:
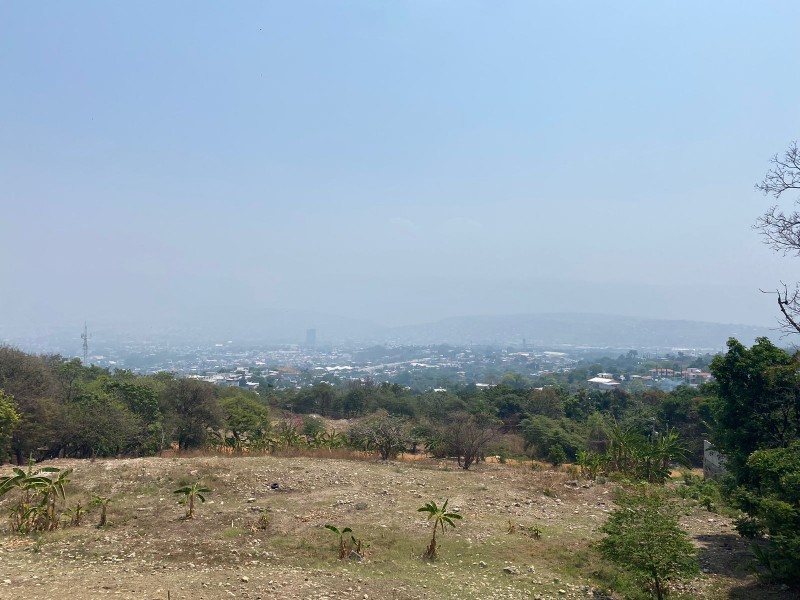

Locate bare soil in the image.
[0,454,794,600]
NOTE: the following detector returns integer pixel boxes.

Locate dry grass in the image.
[0,455,795,600]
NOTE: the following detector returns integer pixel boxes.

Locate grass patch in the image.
[222,527,246,539]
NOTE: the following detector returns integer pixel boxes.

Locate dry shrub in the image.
[538,469,570,497]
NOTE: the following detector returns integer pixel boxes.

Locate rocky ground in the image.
[0,454,794,600]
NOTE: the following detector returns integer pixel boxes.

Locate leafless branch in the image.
[755,142,800,336]
[755,141,800,198]
[760,283,800,336]
[754,142,800,255]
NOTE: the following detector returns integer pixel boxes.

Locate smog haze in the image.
[2,2,799,343]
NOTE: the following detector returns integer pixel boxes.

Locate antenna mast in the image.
[81,322,89,365]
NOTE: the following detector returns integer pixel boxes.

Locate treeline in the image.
[271,377,712,466]
[3,338,799,581]
[0,346,268,462]
[707,337,800,582]
[0,344,714,467]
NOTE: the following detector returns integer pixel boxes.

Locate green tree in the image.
[219,392,270,451]
[527,387,565,419]
[709,337,800,580]
[519,414,583,462]
[710,337,799,475]
[61,392,140,458]
[418,499,462,559]
[733,442,800,581]
[103,377,163,453]
[598,487,698,599]
[348,412,410,460]
[0,390,20,463]
[548,443,567,468]
[0,347,60,464]
[161,379,222,450]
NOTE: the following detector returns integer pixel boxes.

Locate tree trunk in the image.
[654,574,662,600]
[425,527,438,559]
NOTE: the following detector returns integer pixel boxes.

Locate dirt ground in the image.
[0,454,795,600]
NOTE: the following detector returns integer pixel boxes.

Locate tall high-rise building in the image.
[305,328,317,347]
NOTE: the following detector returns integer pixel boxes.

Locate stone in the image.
[503,566,519,575]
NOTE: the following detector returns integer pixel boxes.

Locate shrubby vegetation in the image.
[0,346,266,461]
[709,337,800,582]
[0,344,716,469]
[2,334,800,593]
[598,486,698,600]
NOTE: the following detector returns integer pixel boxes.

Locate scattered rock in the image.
[503,565,519,575]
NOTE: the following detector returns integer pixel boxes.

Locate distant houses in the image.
[586,375,621,390]
[588,367,713,391]
[189,372,260,390]
[647,367,712,382]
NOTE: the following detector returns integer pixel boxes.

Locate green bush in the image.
[597,486,698,599]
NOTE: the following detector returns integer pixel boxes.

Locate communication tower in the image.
[81,322,90,365]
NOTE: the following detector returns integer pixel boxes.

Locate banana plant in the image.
[40,468,72,530]
[418,499,462,559]
[321,430,346,450]
[1,462,72,532]
[173,482,211,519]
[63,500,86,527]
[89,495,112,527]
[324,524,353,559]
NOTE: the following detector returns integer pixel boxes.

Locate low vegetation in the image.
[417,499,462,560]
[173,481,210,520]
[598,486,699,600]
[1,332,800,595]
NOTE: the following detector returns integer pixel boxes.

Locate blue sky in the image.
[2,1,800,334]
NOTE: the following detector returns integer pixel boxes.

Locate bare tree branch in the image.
[760,283,800,336]
[756,142,800,335]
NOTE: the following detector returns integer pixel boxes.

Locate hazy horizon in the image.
[3,2,800,338]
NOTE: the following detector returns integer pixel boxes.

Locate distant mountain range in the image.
[177,310,777,350]
[384,313,776,350]
[2,311,779,353]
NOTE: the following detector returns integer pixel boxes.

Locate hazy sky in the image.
[2,1,800,335]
